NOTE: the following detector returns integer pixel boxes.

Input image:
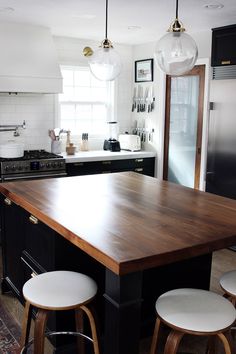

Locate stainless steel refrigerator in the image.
[206,79,236,249]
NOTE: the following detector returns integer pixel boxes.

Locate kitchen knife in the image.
[140,86,143,112]
[132,87,137,112]
[147,86,152,113]
[137,85,141,113]
[144,87,149,112]
[151,86,155,111]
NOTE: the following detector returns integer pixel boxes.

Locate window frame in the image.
[56,64,116,138]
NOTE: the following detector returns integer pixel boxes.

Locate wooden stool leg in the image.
[206,336,216,354]
[20,301,33,350]
[34,309,49,354]
[217,332,232,354]
[81,304,100,354]
[75,308,85,354]
[150,318,162,354]
[164,330,184,354]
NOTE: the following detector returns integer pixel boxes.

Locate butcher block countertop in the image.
[1,172,236,275]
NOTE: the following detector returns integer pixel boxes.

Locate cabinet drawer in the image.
[21,251,46,280]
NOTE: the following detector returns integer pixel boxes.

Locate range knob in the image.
[46,163,51,168]
[4,165,9,172]
[18,165,22,171]
[11,165,16,171]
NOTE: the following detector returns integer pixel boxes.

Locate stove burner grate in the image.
[0,149,63,162]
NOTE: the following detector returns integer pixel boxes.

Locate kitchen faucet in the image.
[0,120,26,136]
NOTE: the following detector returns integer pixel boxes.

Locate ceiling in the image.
[0,0,235,45]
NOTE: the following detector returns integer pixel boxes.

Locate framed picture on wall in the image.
[135,59,153,82]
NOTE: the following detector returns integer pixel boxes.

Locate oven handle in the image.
[2,172,67,181]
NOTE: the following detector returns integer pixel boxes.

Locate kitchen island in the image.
[1,172,236,354]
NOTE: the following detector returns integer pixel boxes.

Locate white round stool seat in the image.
[156,288,236,333]
[220,270,236,297]
[23,271,97,310]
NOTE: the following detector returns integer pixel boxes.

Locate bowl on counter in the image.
[0,142,24,158]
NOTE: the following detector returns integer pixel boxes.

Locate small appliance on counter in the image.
[118,134,141,152]
[103,121,121,152]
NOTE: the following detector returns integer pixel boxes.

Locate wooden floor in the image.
[1,248,236,353]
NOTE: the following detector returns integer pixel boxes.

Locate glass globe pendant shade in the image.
[89,45,122,81]
[154,31,198,76]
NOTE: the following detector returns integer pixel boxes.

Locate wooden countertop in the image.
[1,172,236,275]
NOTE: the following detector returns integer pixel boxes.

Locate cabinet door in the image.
[23,212,55,274]
[1,196,25,297]
[212,25,236,66]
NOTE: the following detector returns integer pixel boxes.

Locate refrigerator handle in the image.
[206,171,215,182]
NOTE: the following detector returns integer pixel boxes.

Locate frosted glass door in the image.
[164,65,205,189]
[167,75,199,188]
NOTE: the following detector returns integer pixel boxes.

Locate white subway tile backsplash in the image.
[0,93,55,150]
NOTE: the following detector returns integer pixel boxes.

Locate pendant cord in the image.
[176,0,179,19]
[105,0,108,39]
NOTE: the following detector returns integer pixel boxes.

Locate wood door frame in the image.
[163,65,205,189]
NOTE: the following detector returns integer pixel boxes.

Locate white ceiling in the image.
[0,0,235,45]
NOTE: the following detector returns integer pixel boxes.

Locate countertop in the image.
[1,172,236,275]
[61,150,156,163]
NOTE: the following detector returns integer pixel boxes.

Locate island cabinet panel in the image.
[66,157,155,177]
[1,195,25,298]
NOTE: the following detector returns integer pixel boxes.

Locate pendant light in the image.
[88,0,122,81]
[154,0,198,76]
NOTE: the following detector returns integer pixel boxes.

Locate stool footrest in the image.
[20,330,94,353]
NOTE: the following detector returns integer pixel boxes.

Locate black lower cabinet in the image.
[66,157,155,177]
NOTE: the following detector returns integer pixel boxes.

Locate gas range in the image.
[0,150,67,182]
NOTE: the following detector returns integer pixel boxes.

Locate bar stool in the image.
[150,288,236,354]
[220,270,236,306]
[20,270,100,354]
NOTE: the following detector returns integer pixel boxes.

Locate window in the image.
[59,65,114,136]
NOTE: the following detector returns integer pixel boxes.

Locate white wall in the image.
[132,30,212,182]
[0,36,133,152]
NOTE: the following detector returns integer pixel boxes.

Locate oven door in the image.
[1,171,67,182]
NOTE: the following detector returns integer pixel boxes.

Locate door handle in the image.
[206,171,215,182]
